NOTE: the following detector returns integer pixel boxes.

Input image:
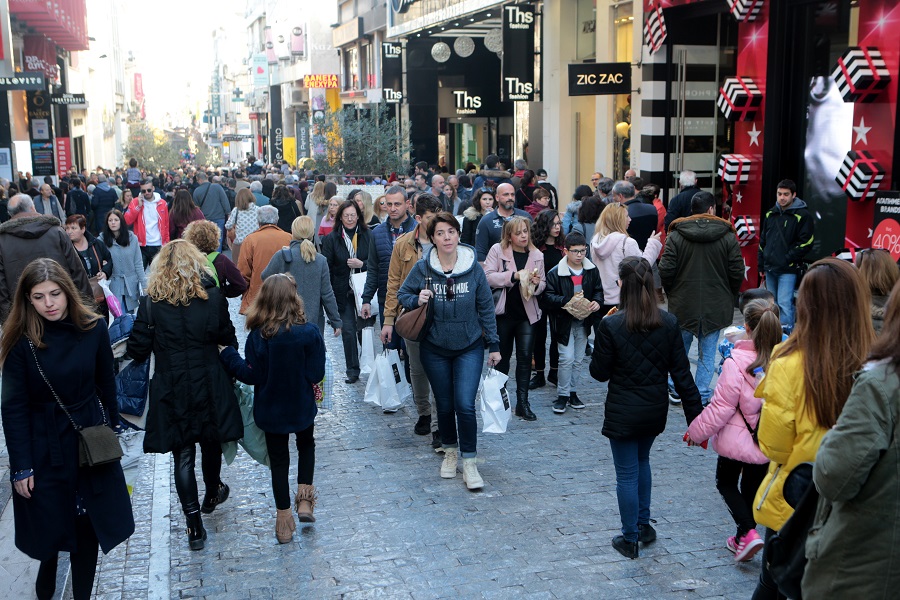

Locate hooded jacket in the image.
[123,193,170,247]
[659,214,745,336]
[758,197,815,274]
[0,215,93,322]
[397,244,500,355]
[591,231,662,305]
[686,339,768,464]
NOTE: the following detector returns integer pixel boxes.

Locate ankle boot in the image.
[515,389,537,421]
[275,508,296,544]
[185,510,207,551]
[294,484,318,523]
[201,481,230,514]
[528,371,546,389]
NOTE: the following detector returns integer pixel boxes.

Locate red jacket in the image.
[124,194,170,247]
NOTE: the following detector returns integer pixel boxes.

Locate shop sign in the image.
[56,137,71,175]
[297,111,311,158]
[453,90,483,116]
[269,85,283,164]
[51,93,87,106]
[27,90,55,176]
[568,62,631,96]
[382,42,403,103]
[303,74,340,89]
[0,72,45,91]
[391,0,416,13]
[873,191,900,261]
[252,54,269,89]
[502,4,536,101]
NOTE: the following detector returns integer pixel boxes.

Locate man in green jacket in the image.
[660,191,745,405]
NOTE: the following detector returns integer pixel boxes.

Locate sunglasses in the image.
[141,188,154,193]
[479,187,494,194]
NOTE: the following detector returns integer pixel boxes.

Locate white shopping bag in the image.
[359,326,377,376]
[350,271,378,317]
[479,368,511,433]
[363,363,383,407]
[376,350,411,411]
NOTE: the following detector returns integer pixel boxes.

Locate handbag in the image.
[394,274,434,342]
[28,339,123,467]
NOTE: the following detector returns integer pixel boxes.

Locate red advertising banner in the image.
[10,0,88,51]
[23,35,60,82]
[56,137,71,176]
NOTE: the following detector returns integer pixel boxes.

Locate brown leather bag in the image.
[394,274,434,342]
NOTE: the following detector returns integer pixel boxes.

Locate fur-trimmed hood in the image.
[0,214,61,238]
[463,206,484,221]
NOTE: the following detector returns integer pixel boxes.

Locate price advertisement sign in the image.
[873,191,900,261]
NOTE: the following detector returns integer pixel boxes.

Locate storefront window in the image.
[365,44,377,89]
[576,0,597,61]
[613,3,633,179]
[344,47,360,90]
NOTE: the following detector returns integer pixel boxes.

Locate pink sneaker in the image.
[734,529,764,562]
[726,535,738,554]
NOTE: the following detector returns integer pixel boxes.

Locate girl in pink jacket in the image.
[685,299,782,563]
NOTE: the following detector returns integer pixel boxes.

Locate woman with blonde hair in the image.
[126,240,242,552]
[855,247,900,334]
[317,196,341,241]
[262,215,342,336]
[591,202,662,314]
[225,187,259,266]
[220,274,326,543]
[354,190,380,228]
[1,258,134,600]
[374,194,389,222]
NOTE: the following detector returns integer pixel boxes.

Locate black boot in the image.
[201,481,230,514]
[612,535,639,559]
[515,390,537,421]
[528,371,546,390]
[546,368,558,386]
[185,510,207,551]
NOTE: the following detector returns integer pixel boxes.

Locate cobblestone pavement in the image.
[3,298,759,599]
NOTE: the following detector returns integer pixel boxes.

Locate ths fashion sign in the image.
[502,3,536,102]
[567,63,631,96]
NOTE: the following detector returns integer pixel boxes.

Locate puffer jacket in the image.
[686,340,768,464]
[591,231,662,305]
[590,309,703,439]
[753,350,828,531]
[483,243,546,324]
[758,197,815,275]
[803,360,900,599]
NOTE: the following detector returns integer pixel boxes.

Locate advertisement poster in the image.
[873,191,900,261]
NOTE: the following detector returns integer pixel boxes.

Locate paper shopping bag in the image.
[376,350,410,411]
[479,368,511,433]
[360,326,376,377]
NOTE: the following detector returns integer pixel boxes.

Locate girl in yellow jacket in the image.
[751,259,872,600]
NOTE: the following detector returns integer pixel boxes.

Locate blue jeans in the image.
[765,271,797,328]
[675,327,720,404]
[609,436,655,543]
[419,344,483,458]
[212,218,226,252]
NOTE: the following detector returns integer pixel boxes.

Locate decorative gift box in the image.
[718,154,752,184]
[832,47,891,103]
[733,216,758,247]
[644,3,667,56]
[836,150,884,201]
[718,77,763,121]
[727,0,763,22]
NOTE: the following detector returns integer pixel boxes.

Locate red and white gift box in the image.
[836,150,884,201]
[734,216,758,247]
[717,77,763,121]
[727,0,763,22]
[644,3,667,56]
[832,47,891,103]
[718,154,752,185]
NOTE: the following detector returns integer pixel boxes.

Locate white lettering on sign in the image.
[384,88,403,102]
[383,43,402,57]
[453,90,481,114]
[505,5,534,29]
[505,77,533,100]
[576,72,625,86]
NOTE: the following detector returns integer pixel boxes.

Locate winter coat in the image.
[321,225,372,313]
[872,294,889,334]
[398,244,500,354]
[664,185,702,230]
[0,215,92,322]
[66,188,91,217]
[473,168,512,189]
[192,182,231,221]
[220,324,326,434]
[591,231,662,306]
[1,318,134,560]
[758,198,815,275]
[803,360,900,599]
[474,208,532,261]
[483,243,546,324]
[237,224,292,313]
[123,194,170,247]
[34,195,64,220]
[362,215,417,309]
[271,194,302,233]
[541,256,605,345]
[262,242,343,332]
[623,198,659,251]
[753,350,828,531]
[126,279,242,453]
[209,252,248,298]
[686,340,768,464]
[91,184,119,226]
[591,309,703,439]
[383,226,424,326]
[524,201,548,219]
[460,206,485,247]
[660,214,745,336]
[106,231,146,312]
[74,234,113,279]
[169,206,204,240]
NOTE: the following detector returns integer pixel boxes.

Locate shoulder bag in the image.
[28,339,123,467]
[394,274,434,342]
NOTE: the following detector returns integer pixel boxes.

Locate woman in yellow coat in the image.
[751,259,873,600]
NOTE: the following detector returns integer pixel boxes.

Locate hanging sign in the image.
[567,63,631,96]
[501,4,536,101]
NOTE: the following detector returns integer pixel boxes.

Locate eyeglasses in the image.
[141,188,153,193]
[446,277,455,301]
[568,248,587,255]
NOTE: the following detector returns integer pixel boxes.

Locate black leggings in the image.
[496,317,535,391]
[265,425,315,510]
[715,456,768,539]
[531,311,558,372]
[172,441,223,513]
[35,515,99,600]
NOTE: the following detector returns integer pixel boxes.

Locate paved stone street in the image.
[2,298,758,599]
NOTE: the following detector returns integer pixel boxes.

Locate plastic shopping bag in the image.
[98,278,123,317]
[233,381,270,467]
[118,429,145,496]
[360,326,376,377]
[479,368,511,433]
[350,271,378,317]
[363,363,383,406]
[376,350,411,411]
[315,353,334,410]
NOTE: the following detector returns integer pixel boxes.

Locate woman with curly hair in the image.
[168,189,205,240]
[183,220,248,299]
[528,208,565,389]
[126,240,242,551]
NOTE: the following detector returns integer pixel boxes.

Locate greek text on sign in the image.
[51,93,87,105]
[304,74,339,89]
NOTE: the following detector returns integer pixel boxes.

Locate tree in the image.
[123,122,181,170]
[315,102,411,176]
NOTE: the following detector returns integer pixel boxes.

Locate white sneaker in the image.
[462,458,484,490]
[440,448,458,478]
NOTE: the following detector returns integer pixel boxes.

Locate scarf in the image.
[342,225,358,267]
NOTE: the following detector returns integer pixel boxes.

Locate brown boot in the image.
[275,508,295,544]
[294,484,318,523]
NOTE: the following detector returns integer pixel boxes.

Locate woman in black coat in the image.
[127,240,241,551]
[1,258,134,600]
[321,200,372,383]
[589,256,703,560]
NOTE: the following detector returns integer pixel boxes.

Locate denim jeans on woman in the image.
[419,343,483,458]
[608,435,655,543]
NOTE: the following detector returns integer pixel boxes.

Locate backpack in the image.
[206,252,220,286]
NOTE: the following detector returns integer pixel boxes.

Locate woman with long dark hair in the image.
[169,189,205,240]
[461,187,496,246]
[515,169,537,210]
[1,258,134,599]
[102,209,145,313]
[528,208,565,389]
[572,195,604,244]
[271,184,303,232]
[590,256,703,559]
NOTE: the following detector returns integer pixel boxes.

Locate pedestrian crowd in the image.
[1,156,898,600]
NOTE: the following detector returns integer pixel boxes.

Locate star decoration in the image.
[853,117,872,145]
[744,263,751,281]
[748,123,761,146]
[868,228,874,238]
[735,191,743,204]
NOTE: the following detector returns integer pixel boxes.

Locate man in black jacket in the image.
[664,171,702,230]
[613,180,658,251]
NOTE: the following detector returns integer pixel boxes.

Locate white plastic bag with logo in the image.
[376,350,411,411]
[479,368,511,433]
[351,271,378,316]
[359,326,376,376]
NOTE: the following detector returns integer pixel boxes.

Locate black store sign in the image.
[382,42,403,104]
[269,85,283,164]
[27,90,55,176]
[568,63,631,96]
[0,72,45,91]
[501,3,536,101]
[51,93,87,105]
